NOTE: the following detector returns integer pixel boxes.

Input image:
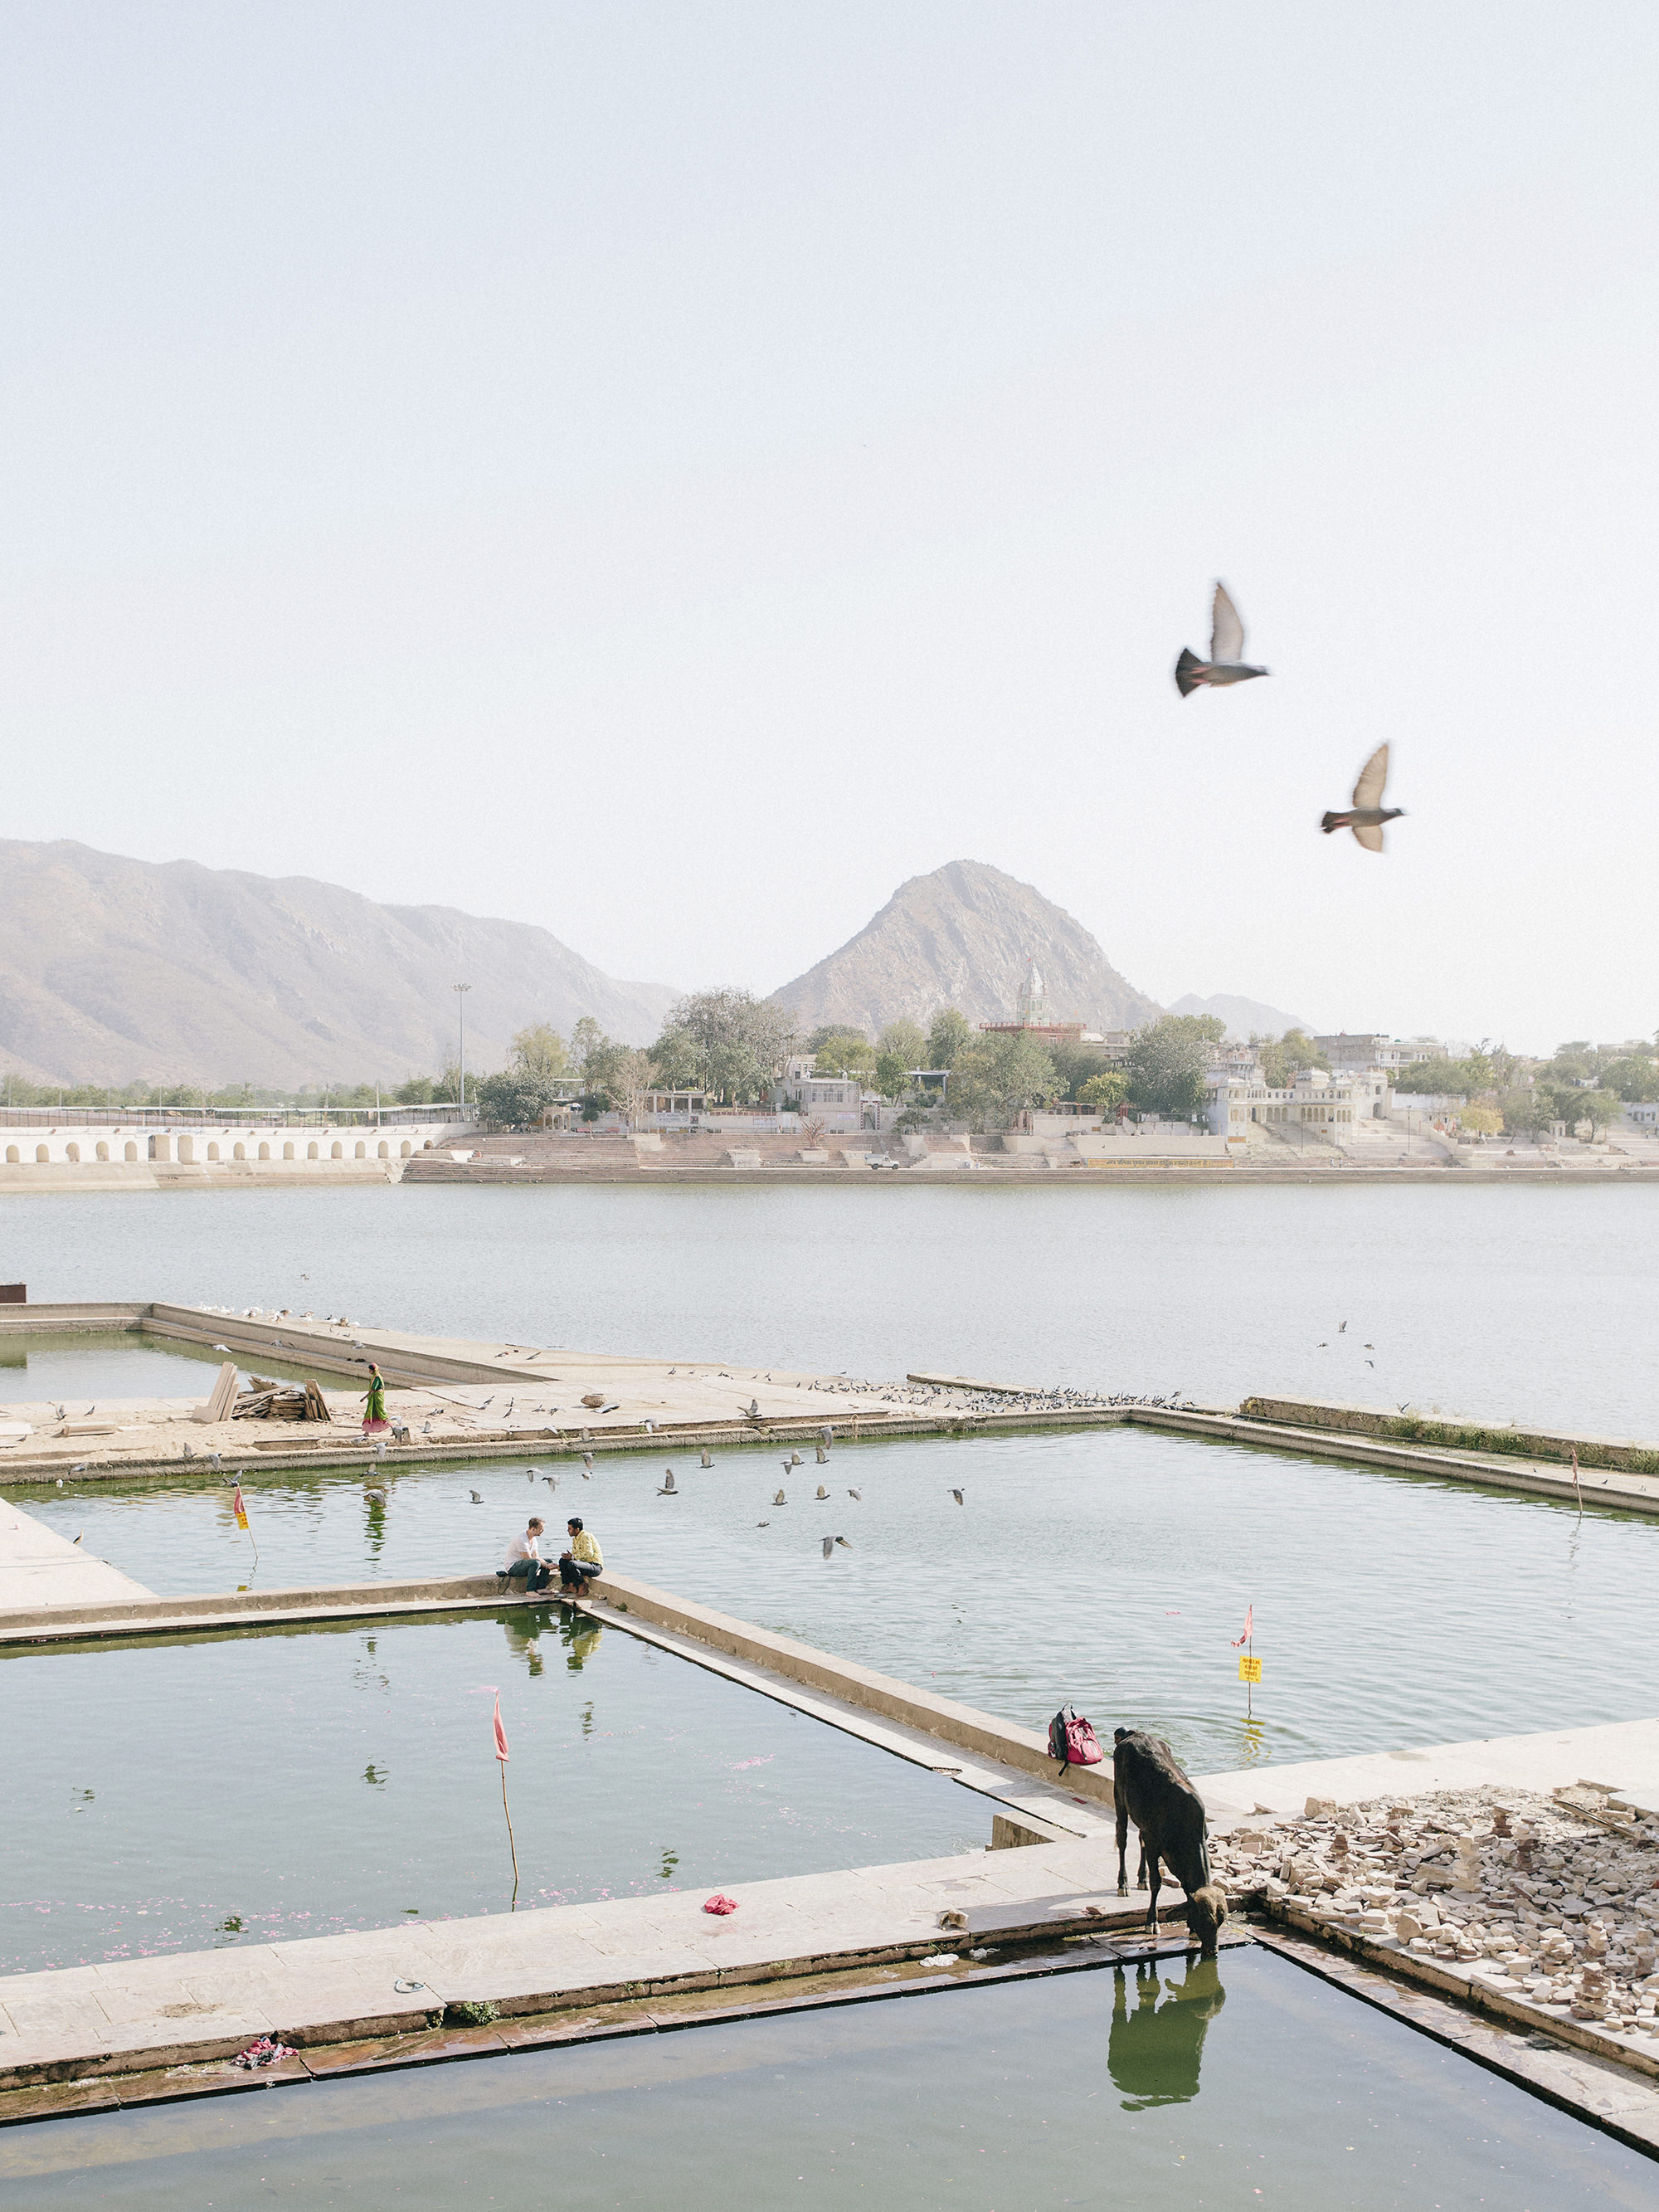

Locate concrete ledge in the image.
[1237,1394,1659,1477]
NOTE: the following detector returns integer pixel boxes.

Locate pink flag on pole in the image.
[492,1693,509,1763]
[1231,1605,1253,1648]
[231,1484,250,1532]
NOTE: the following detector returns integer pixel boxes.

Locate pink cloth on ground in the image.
[703,1893,739,1915]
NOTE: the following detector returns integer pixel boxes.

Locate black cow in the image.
[1112,1727,1227,1957]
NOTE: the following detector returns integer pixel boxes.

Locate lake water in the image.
[0,1330,309,1405]
[0,1950,1650,2210]
[0,1611,980,1974]
[0,1179,1657,1435]
[15,1423,1656,1780]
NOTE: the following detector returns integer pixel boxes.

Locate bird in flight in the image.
[1321,743,1404,851]
[950,1488,965,1506]
[469,1490,484,1503]
[774,1488,787,1504]
[1175,582,1269,697]
[847,1488,862,1501]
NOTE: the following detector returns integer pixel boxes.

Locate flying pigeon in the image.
[815,1484,829,1500]
[659,1469,677,1494]
[1175,582,1269,696]
[847,1488,862,1500]
[789,1452,802,1467]
[469,1489,484,1503]
[950,1488,964,1506]
[773,1488,787,1505]
[72,1530,83,1544]
[542,1474,558,1488]
[700,1450,713,1469]
[745,1399,761,1419]
[1321,743,1404,850]
[1338,1322,1347,1333]
[834,1536,850,1548]
[822,1537,834,1558]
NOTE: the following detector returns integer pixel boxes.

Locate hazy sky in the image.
[4,5,1655,1053]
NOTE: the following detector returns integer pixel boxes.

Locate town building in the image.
[1206,1069,1367,1138]
[1315,1032,1410,1077]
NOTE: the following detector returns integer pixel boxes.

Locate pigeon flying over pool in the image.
[950,1488,964,1506]
[847,1488,862,1500]
[790,1452,802,1467]
[815,1445,828,1464]
[835,1536,851,1549]
[1175,582,1269,696]
[822,1537,834,1559]
[700,1449,713,1469]
[815,1484,829,1500]
[659,1469,677,1494]
[1321,743,1404,851]
[774,1488,787,1505]
[469,1490,484,1503]
[542,1474,558,1489]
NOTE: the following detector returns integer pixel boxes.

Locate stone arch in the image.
[124,1141,139,1162]
[258,1141,270,1161]
[307,1141,319,1160]
[233,1142,246,1162]
[330,1141,343,1160]
[36,1144,49,1163]
[377,1140,389,1159]
[66,1142,80,1162]
[95,1141,109,1162]
[400,1140,412,1157]
[354,1140,366,1159]
[176,1136,194,1164]
[5,1145,18,1164]
[283,1141,295,1161]
[207,1143,220,1162]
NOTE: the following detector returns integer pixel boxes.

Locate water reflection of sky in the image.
[0,1610,979,1974]
[15,1422,1658,1776]
[2,1951,1652,2210]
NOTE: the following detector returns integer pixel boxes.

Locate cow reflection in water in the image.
[499,1610,606,1678]
[1108,1956,1227,2109]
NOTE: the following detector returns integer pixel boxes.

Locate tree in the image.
[1579,1088,1622,1138]
[475,1067,555,1126]
[813,1030,877,1079]
[1078,1070,1128,1113]
[568,1016,608,1076]
[647,1026,703,1090]
[926,1006,974,1069]
[873,1051,914,1103]
[1258,1028,1329,1089]
[948,1031,1058,1128]
[1603,1055,1659,1103]
[1126,1016,1223,1118]
[395,1074,435,1104]
[878,1018,928,1069]
[1461,1104,1502,1136]
[512,1023,569,1081]
[649,990,795,1105]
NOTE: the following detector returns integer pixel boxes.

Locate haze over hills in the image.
[0,840,677,1088]
[1169,992,1312,1041]
[769,860,1165,1037]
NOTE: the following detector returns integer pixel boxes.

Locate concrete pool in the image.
[0,1949,1652,2209]
[16,1423,1659,1776]
[0,1610,982,1974]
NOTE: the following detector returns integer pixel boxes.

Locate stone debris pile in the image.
[799,1376,1183,1415]
[1214,1784,1659,2039]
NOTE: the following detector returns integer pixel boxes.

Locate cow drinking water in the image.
[1112,1727,1228,1957]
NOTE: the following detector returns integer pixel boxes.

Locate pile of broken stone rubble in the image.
[1212,1783,1659,2037]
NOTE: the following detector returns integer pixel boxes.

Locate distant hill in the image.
[770,860,1163,1038]
[1169,992,1311,1040]
[0,839,677,1087]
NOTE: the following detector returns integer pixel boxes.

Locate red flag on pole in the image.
[492,1693,510,1763]
[231,1484,250,1532]
[1231,1605,1253,1648]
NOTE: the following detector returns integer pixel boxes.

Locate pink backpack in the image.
[1048,1706,1103,1771]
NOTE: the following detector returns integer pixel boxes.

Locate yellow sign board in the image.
[1238,1655,1262,1683]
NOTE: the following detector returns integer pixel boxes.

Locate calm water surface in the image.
[16,1425,1656,1779]
[0,1612,979,1973]
[0,1951,1649,2210]
[1,1181,1656,1432]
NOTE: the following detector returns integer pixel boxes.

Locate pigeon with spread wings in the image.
[1321,744,1404,851]
[1175,582,1270,696]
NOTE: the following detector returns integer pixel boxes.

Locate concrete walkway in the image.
[0,1502,151,1608]
[0,1837,1146,2090]
[1199,1717,1659,1825]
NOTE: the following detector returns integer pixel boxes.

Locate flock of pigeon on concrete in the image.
[1178,581,1405,853]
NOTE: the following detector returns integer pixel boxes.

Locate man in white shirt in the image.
[499,1516,552,1593]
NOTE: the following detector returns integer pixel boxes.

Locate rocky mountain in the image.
[0,839,677,1087]
[769,860,1163,1038]
[1168,992,1311,1040]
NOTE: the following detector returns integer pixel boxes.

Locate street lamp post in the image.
[454,983,472,1113]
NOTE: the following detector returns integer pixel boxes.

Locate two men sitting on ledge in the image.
[500,1515,603,1597]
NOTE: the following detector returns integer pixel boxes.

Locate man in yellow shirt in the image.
[559,1516,603,1594]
